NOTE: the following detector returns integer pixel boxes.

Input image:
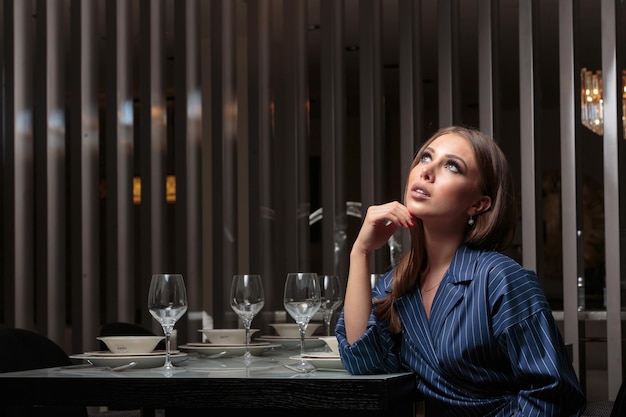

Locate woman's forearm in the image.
[343,250,374,344]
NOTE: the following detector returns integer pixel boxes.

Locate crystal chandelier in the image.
[580,67,626,137]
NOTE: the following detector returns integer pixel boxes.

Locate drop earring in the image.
[468,215,475,226]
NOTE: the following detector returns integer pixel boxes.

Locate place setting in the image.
[178,328,280,358]
[68,334,188,370]
[179,274,284,374]
[180,275,280,362]
[70,273,191,372]
[255,322,327,350]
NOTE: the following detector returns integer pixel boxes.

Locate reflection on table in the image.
[0,343,418,417]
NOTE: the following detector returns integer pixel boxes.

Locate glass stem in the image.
[244,325,251,364]
[164,331,172,368]
[299,327,306,364]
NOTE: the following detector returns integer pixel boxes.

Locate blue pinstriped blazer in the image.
[336,244,586,417]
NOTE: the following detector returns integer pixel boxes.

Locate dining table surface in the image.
[0,340,419,417]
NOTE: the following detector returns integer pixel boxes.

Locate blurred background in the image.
[0,0,624,401]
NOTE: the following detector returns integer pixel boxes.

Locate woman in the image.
[336,126,586,416]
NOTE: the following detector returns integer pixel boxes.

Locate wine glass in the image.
[230,274,265,365]
[283,272,321,373]
[148,273,188,374]
[318,274,343,338]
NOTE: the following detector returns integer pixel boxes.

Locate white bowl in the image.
[96,335,164,354]
[318,336,339,354]
[198,328,259,345]
[269,323,322,338]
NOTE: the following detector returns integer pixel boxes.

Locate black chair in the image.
[0,327,88,417]
[581,378,626,417]
[610,378,626,417]
[98,322,165,351]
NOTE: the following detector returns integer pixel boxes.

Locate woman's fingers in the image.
[354,202,414,254]
[366,202,414,229]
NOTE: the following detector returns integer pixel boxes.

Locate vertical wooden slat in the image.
[558,0,582,378]
[279,0,309,276]
[359,0,385,272]
[8,0,35,329]
[173,0,203,341]
[600,0,623,400]
[209,0,237,327]
[518,0,539,272]
[68,0,101,352]
[104,0,135,323]
[200,0,213,323]
[477,0,493,135]
[1,0,9,326]
[137,0,168,333]
[236,0,250,283]
[398,0,422,256]
[34,0,48,337]
[247,0,278,315]
[437,0,461,126]
[320,0,347,277]
[38,0,68,346]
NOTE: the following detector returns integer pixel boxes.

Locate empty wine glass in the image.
[283,272,321,373]
[148,273,188,375]
[230,274,265,365]
[318,274,343,340]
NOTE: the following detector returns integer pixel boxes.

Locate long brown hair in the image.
[374,126,518,333]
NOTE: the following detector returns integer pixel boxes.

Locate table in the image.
[0,349,418,417]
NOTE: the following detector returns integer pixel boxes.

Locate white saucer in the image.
[256,336,326,349]
[179,342,280,357]
[301,351,340,359]
[69,351,187,369]
[289,354,344,370]
[85,350,179,357]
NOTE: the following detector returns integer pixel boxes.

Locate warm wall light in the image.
[580,67,626,138]
[132,176,176,204]
[166,175,176,203]
[133,177,142,204]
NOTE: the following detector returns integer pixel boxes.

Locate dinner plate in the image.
[289,355,345,370]
[301,351,340,359]
[85,350,180,357]
[179,342,280,357]
[69,351,188,369]
[256,336,326,349]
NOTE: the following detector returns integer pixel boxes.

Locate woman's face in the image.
[405,133,489,227]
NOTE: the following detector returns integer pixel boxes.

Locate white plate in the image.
[289,355,345,370]
[301,351,340,359]
[85,350,179,357]
[69,352,188,369]
[179,342,280,357]
[256,336,326,349]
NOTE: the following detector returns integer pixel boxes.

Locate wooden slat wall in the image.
[0,0,623,400]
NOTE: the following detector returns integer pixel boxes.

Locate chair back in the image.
[0,328,72,372]
[0,327,88,417]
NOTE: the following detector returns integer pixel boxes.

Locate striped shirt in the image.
[336,244,586,416]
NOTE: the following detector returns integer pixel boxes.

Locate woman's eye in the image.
[444,160,461,173]
[419,152,432,162]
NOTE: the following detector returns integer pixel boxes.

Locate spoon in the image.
[110,361,137,371]
[206,351,227,359]
[85,360,137,371]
